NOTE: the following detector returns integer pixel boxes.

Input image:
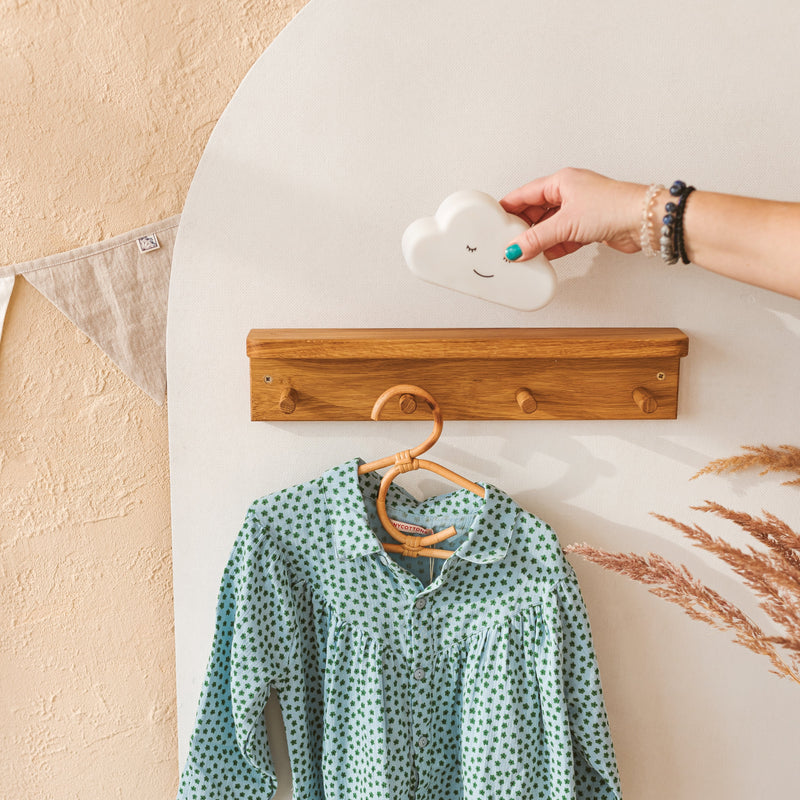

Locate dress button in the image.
[414,597,427,610]
[417,735,429,748]
[413,668,425,681]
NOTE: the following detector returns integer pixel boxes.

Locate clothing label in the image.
[136,233,160,253]
[388,519,434,536]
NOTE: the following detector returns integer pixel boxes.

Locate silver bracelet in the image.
[639,183,664,257]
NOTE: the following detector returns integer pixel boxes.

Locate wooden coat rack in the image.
[246,328,689,421]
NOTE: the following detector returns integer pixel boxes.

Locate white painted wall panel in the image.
[169,2,800,796]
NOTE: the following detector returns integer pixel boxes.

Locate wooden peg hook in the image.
[515,387,537,414]
[278,387,297,414]
[632,387,657,414]
[399,393,417,414]
[369,384,443,456]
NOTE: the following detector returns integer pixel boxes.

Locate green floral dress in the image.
[177,458,621,799]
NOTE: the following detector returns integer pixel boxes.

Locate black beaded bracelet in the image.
[660,181,695,265]
[674,185,696,264]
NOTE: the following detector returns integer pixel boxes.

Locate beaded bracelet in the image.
[639,183,664,257]
[660,181,695,264]
[674,185,696,264]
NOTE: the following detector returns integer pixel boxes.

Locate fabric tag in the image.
[136,233,160,253]
[389,519,434,536]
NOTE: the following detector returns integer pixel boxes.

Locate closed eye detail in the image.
[466,245,477,252]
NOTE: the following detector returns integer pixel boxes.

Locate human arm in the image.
[500,167,800,300]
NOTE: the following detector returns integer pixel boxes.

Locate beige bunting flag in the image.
[0,216,180,404]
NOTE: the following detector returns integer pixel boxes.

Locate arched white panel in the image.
[168,2,800,797]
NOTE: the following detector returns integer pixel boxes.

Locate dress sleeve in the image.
[176,506,296,800]
[538,573,623,799]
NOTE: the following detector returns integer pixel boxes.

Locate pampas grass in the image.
[692,444,800,487]
[566,445,800,684]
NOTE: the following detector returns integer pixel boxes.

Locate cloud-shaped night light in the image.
[401,190,557,310]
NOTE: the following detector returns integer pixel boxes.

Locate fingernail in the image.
[505,244,522,261]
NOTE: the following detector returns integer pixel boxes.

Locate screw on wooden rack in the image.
[278,387,297,415]
[632,387,657,414]
[515,387,537,414]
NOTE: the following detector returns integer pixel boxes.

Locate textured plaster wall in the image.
[0,2,306,798]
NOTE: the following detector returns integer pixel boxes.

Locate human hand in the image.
[500,168,645,261]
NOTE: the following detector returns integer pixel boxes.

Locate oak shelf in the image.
[247,328,689,421]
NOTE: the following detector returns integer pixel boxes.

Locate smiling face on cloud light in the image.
[401,190,557,310]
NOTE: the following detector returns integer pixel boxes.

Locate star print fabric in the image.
[177,459,621,800]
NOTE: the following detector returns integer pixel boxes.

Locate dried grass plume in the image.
[692,444,800,487]
[567,445,800,684]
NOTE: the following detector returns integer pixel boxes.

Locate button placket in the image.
[408,594,433,795]
[408,595,434,796]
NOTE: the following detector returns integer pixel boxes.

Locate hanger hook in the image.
[370,384,443,457]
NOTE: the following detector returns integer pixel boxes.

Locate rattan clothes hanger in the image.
[357,384,485,560]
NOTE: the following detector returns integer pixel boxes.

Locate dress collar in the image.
[323,458,516,564]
